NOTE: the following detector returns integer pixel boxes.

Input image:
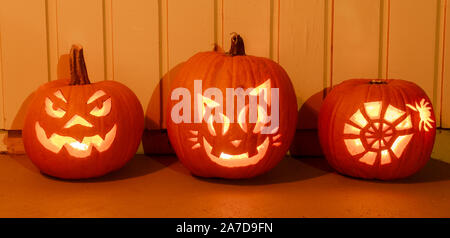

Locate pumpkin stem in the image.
[227,33,246,56]
[69,44,91,85]
[370,79,387,84]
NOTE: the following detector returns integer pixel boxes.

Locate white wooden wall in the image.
[0,0,449,131]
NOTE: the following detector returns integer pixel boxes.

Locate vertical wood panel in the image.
[215,0,224,49]
[46,0,59,82]
[279,0,325,129]
[435,0,445,128]
[333,0,381,85]
[0,17,4,129]
[57,0,105,82]
[160,0,215,128]
[0,0,48,129]
[388,0,438,105]
[271,0,280,62]
[324,0,334,91]
[104,0,114,82]
[0,0,447,131]
[223,0,271,57]
[442,0,450,127]
[160,0,168,129]
[168,0,214,68]
[378,0,389,79]
[111,0,160,129]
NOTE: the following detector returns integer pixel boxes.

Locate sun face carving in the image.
[343,101,415,166]
[187,80,282,168]
[35,90,117,158]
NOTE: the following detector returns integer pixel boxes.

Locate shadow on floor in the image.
[295,156,335,173]
[18,153,450,184]
[299,157,450,184]
[196,156,332,186]
[39,155,176,183]
[375,158,450,184]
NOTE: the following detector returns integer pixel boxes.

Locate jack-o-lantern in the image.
[318,79,436,180]
[22,45,144,179]
[166,34,297,179]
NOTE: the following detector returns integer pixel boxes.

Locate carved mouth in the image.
[35,122,117,158]
[202,136,270,168]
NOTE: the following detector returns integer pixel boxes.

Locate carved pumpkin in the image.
[318,79,436,180]
[167,34,297,179]
[22,45,144,179]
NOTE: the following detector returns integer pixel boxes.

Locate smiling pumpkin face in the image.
[22,45,144,179]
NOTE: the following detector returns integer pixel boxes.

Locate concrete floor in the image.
[1,153,450,218]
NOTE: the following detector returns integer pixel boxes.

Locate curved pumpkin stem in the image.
[228,33,246,56]
[69,44,91,85]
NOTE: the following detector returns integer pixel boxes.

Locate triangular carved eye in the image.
[197,94,221,120]
[54,90,67,103]
[207,113,230,136]
[250,79,271,106]
[238,106,248,133]
[201,95,230,135]
[221,113,230,135]
[238,105,268,133]
[87,90,106,104]
[45,97,66,118]
[90,98,112,117]
[201,95,220,108]
[253,106,268,134]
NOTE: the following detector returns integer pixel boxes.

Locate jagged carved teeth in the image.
[35,122,117,158]
[202,136,269,168]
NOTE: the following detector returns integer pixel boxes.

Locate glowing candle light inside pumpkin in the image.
[342,101,416,166]
[22,44,144,180]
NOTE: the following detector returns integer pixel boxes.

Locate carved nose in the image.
[231,139,242,147]
[64,115,93,128]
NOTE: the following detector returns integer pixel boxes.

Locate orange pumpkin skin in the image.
[23,79,144,179]
[166,36,297,179]
[318,79,436,180]
[22,46,144,179]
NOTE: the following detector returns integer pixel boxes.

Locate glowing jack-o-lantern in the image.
[166,34,297,179]
[318,79,436,180]
[22,45,144,179]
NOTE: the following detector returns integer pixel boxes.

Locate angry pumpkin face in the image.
[166,39,298,179]
[22,44,144,179]
[23,80,144,179]
[187,80,282,168]
[35,88,116,158]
